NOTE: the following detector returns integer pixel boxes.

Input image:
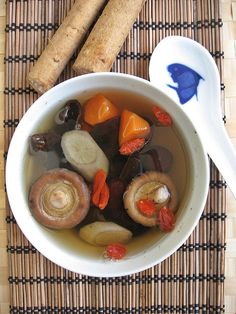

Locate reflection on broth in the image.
[25,89,189,260]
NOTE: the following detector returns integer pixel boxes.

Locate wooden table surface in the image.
[0,1,235,313]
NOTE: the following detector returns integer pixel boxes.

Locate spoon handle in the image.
[202,123,236,198]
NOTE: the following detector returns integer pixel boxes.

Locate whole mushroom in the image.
[123,171,178,227]
[29,168,90,229]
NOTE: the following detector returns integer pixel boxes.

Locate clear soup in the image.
[25,89,190,259]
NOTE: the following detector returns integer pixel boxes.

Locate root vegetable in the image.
[28,0,107,94]
[61,130,109,182]
[119,110,150,146]
[73,0,146,75]
[79,221,132,246]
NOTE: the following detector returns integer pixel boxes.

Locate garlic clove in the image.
[153,185,170,204]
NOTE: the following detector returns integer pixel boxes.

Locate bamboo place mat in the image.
[4,0,226,313]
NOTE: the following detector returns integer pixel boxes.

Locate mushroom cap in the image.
[29,168,90,229]
[123,171,178,227]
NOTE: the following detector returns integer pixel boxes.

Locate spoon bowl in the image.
[149,36,236,198]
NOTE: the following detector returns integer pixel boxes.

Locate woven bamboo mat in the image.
[4,0,226,313]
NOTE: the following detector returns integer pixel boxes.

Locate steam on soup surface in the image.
[26,90,189,260]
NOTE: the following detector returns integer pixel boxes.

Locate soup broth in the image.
[25,89,190,259]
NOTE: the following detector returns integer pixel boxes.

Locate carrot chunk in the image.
[119,110,150,146]
[84,94,119,126]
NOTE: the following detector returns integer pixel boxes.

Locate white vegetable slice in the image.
[79,221,133,246]
[61,130,109,182]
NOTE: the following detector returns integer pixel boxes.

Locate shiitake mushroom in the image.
[123,171,178,227]
[29,168,90,229]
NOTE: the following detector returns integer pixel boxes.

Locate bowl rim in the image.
[6,72,209,277]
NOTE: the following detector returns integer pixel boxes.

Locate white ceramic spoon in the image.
[149,35,236,198]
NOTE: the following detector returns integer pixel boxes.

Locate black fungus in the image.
[140,145,173,172]
[119,155,143,183]
[103,179,148,236]
[90,117,120,159]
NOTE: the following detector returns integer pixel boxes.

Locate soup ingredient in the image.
[77,206,106,229]
[105,243,126,260]
[152,105,172,126]
[119,156,143,184]
[55,99,82,126]
[90,116,120,159]
[27,0,107,94]
[123,171,177,227]
[136,199,157,218]
[29,168,90,229]
[141,146,173,172]
[61,130,109,182]
[30,132,61,152]
[119,110,150,146]
[119,138,145,156]
[79,221,132,246]
[30,100,82,153]
[92,169,110,210]
[73,0,146,75]
[157,206,176,232]
[104,179,147,235]
[84,94,119,126]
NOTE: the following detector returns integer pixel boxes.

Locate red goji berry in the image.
[136,199,157,217]
[105,243,126,260]
[119,138,145,156]
[92,170,109,210]
[157,206,176,232]
[152,106,172,126]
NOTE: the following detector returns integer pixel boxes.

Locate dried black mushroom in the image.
[55,99,82,126]
[29,168,90,229]
[30,131,61,152]
[30,100,82,153]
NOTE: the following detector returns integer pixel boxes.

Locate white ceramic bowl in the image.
[6,73,209,277]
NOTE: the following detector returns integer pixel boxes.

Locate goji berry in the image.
[119,138,145,155]
[105,243,126,260]
[157,206,176,232]
[98,182,110,210]
[136,199,157,217]
[152,106,172,126]
[92,170,109,210]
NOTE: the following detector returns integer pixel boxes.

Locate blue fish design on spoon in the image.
[167,63,204,105]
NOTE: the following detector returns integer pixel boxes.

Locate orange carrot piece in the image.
[136,199,157,217]
[119,138,145,155]
[84,94,119,126]
[119,110,150,146]
[152,106,172,126]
